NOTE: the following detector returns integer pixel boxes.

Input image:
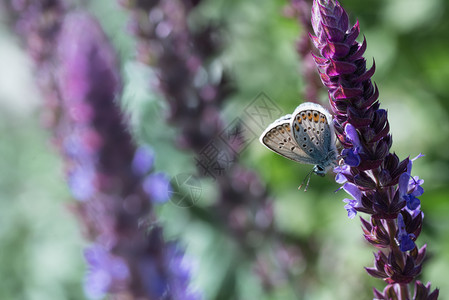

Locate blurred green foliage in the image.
[1,0,449,299]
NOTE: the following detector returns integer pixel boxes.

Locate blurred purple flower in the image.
[143,173,172,204]
[166,244,202,300]
[84,245,130,299]
[67,166,96,201]
[5,2,200,299]
[132,146,155,176]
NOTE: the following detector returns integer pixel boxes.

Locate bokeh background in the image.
[1,0,449,299]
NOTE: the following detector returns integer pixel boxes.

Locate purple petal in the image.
[397,213,406,233]
[343,182,361,201]
[406,159,413,175]
[398,172,409,197]
[344,123,361,147]
[334,164,350,174]
[411,153,424,161]
[399,234,416,252]
[334,164,350,183]
[342,148,360,167]
[411,185,424,197]
[335,172,347,184]
[396,214,415,251]
[343,198,357,218]
[404,195,421,211]
[405,206,422,218]
[411,176,424,186]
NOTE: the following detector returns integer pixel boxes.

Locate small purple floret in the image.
[341,124,362,167]
[341,148,361,167]
[397,214,416,252]
[398,156,424,212]
[342,182,361,218]
[334,164,350,183]
[343,199,357,219]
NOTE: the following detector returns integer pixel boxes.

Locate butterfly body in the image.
[259,102,337,176]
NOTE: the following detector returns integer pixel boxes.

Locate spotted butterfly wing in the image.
[290,102,336,170]
[259,113,318,165]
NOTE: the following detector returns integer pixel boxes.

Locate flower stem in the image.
[399,283,410,300]
[386,219,404,269]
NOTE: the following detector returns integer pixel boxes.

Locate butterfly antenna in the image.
[298,169,314,191]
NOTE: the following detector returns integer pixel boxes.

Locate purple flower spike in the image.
[5,2,201,300]
[122,0,298,293]
[309,0,435,297]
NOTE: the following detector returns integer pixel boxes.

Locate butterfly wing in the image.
[259,114,318,164]
[290,102,336,165]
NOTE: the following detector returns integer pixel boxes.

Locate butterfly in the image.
[259,102,338,189]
